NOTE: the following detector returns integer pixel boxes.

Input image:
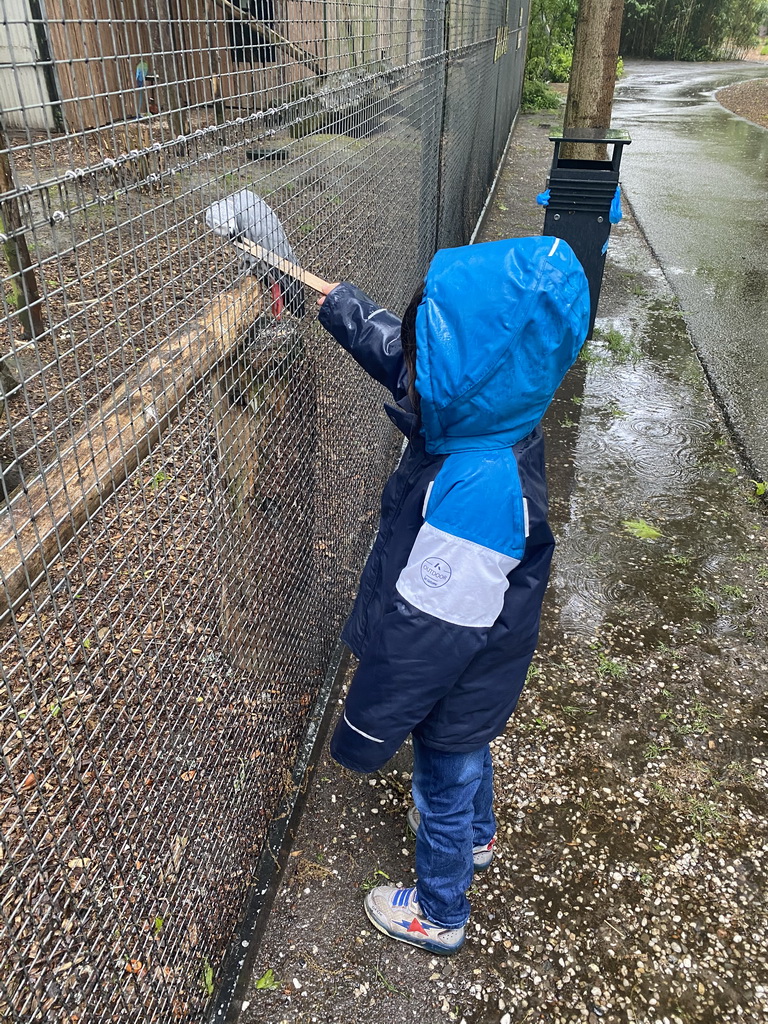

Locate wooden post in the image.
[205,0,227,124]
[0,118,43,341]
[563,0,625,160]
[148,0,191,139]
[211,320,316,677]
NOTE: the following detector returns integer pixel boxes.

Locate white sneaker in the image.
[364,885,466,955]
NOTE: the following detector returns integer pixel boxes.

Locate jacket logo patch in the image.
[420,557,452,588]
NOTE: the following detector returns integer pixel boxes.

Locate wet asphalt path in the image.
[615,60,768,481]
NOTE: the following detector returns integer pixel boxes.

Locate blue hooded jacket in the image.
[318,237,589,772]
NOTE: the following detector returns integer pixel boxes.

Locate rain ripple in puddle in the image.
[555,345,750,641]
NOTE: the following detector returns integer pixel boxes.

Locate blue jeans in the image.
[411,733,496,929]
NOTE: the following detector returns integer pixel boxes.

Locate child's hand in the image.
[316,281,341,306]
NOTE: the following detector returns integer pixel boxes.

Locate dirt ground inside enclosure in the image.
[0,291,407,1022]
[239,113,768,1024]
[0,103,423,1018]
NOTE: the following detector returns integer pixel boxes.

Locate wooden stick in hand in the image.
[233,238,331,293]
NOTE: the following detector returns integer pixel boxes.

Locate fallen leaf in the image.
[255,968,280,990]
[21,772,37,790]
[180,770,196,782]
[622,518,663,541]
[125,959,143,974]
[67,857,92,869]
[201,960,214,995]
[172,997,188,1019]
[171,834,189,873]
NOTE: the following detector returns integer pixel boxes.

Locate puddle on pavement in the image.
[549,221,765,650]
[615,60,768,482]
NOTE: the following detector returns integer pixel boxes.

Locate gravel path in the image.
[716,75,768,128]
[236,114,768,1024]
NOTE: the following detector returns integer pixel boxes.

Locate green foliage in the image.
[524,0,577,92]
[622,0,766,60]
[525,55,549,82]
[521,78,561,112]
[525,0,624,85]
[547,44,573,82]
[201,959,215,996]
[255,968,280,991]
[596,651,628,679]
[359,868,391,892]
[604,328,640,360]
[147,470,170,490]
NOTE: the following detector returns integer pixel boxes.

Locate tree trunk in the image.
[0,121,43,341]
[563,0,625,160]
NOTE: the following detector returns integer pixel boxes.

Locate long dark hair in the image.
[401,283,424,417]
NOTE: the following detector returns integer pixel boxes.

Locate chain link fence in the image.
[0,2,528,1020]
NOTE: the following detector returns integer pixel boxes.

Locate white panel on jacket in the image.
[395,523,520,628]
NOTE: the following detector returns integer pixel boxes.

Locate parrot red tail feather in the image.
[270,280,285,320]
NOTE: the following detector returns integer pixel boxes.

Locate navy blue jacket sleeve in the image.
[318,283,408,400]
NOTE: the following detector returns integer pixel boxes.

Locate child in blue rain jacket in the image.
[317,236,590,955]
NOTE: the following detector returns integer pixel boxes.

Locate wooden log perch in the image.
[213,0,326,78]
[0,277,264,620]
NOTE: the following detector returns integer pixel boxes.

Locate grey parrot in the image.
[205,189,305,319]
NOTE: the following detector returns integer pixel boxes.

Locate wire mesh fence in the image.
[0,2,528,1020]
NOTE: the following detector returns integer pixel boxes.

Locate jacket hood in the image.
[415,236,590,453]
